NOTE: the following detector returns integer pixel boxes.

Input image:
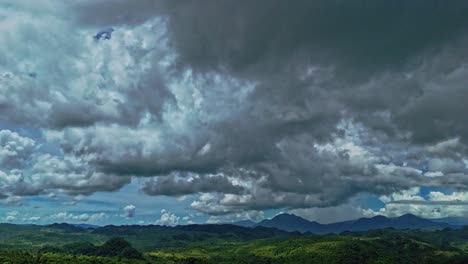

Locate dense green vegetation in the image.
[1,223,468,263]
[0,223,293,252]
[39,237,143,260]
[0,251,147,264]
[145,236,468,264]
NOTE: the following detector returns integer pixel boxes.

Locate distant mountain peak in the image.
[256,213,322,233]
[397,213,420,219]
[371,215,389,220]
[231,220,257,227]
[272,213,302,219]
[255,214,455,234]
[272,213,318,222]
[47,223,85,232]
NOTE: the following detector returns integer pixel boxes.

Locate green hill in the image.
[0,223,466,263]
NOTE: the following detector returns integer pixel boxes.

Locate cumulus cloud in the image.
[26,216,41,222]
[0,139,131,199]
[5,211,19,222]
[0,130,35,169]
[123,204,136,218]
[3,0,468,220]
[49,212,107,222]
[155,209,179,226]
[289,204,375,224]
[29,154,131,195]
[5,196,23,206]
[142,173,244,196]
[0,211,41,223]
[361,188,468,219]
[47,192,58,200]
[206,210,264,224]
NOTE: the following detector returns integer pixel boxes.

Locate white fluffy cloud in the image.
[206,210,265,224]
[155,209,180,226]
[0,211,42,223]
[0,130,35,169]
[0,131,130,199]
[289,205,374,224]
[123,204,136,218]
[49,212,107,222]
[366,188,468,219]
[26,216,41,222]
[5,211,18,222]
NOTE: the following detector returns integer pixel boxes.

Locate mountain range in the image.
[2,221,468,263]
[232,213,459,234]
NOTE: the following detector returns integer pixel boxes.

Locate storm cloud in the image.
[2,0,468,218]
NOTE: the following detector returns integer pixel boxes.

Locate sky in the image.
[2,0,468,226]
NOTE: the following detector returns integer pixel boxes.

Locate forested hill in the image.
[1,223,468,263]
[236,213,458,233]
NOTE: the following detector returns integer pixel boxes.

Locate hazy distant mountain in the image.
[256,213,323,233]
[432,217,468,226]
[72,223,100,229]
[341,214,452,231]
[254,213,456,234]
[3,222,468,263]
[47,223,85,232]
[231,220,257,227]
[47,223,100,231]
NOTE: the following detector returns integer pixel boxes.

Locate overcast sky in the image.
[2,0,468,225]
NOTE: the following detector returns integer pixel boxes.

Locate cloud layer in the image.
[2,0,468,220]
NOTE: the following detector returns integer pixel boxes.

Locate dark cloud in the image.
[158,0,468,145]
[58,0,468,211]
[4,0,468,216]
[162,0,468,74]
[94,28,114,41]
[71,0,162,27]
[48,101,117,128]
